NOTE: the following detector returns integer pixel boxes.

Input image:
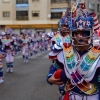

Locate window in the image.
[3,12,10,17]
[32,11,39,17]
[16,0,28,4]
[51,12,62,19]
[16,11,28,20]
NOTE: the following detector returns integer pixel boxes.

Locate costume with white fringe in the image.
[21,29,29,63]
[2,28,15,73]
[27,29,34,59]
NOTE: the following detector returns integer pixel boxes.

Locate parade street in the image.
[0,51,59,100]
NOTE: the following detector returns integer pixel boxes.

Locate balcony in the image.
[16,0,28,11]
[16,16,28,20]
[51,12,62,19]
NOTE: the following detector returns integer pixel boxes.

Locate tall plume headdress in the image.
[69,2,97,46]
[58,10,70,29]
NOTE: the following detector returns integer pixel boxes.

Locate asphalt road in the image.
[0,51,59,100]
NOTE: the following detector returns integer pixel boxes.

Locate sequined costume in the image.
[46,2,100,100]
[2,28,15,73]
[21,29,29,63]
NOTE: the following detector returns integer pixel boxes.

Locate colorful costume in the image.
[12,32,18,54]
[47,2,100,100]
[27,29,33,59]
[0,32,4,83]
[21,29,29,63]
[3,28,15,73]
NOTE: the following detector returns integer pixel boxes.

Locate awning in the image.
[16,4,29,7]
[51,8,67,12]
[16,4,29,11]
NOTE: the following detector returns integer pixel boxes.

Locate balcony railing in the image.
[51,12,62,19]
[16,16,28,20]
[51,0,70,3]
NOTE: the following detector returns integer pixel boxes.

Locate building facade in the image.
[76,0,100,21]
[0,0,71,34]
[0,0,99,34]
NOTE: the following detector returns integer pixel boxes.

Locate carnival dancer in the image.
[0,32,4,83]
[33,40,39,55]
[41,33,45,53]
[27,29,33,59]
[47,2,100,100]
[12,32,18,54]
[21,29,29,63]
[2,28,15,73]
[39,38,45,53]
[46,11,70,99]
[47,32,55,51]
[17,33,23,52]
[44,39,47,51]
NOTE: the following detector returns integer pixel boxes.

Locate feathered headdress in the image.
[70,2,99,31]
[5,28,13,35]
[27,29,32,35]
